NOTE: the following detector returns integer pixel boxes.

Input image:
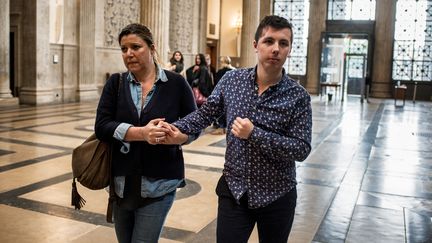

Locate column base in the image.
[76,85,99,102]
[0,97,19,107]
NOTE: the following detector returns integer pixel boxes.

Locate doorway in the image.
[9,32,16,97]
[319,33,369,101]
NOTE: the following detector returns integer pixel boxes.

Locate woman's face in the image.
[174,52,182,62]
[120,34,154,74]
[195,55,201,65]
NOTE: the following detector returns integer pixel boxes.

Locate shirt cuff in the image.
[114,123,132,154]
[249,126,265,144]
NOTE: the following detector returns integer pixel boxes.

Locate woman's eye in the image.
[132,45,141,50]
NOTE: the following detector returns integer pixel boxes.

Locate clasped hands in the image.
[143,117,254,145]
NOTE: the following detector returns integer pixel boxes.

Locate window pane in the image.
[392,0,432,82]
[274,0,310,75]
[328,0,375,20]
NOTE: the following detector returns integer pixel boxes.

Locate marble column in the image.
[198,0,207,53]
[77,0,98,101]
[0,0,12,98]
[259,0,272,19]
[141,0,170,65]
[19,0,53,104]
[305,0,327,94]
[239,0,260,68]
[371,0,396,98]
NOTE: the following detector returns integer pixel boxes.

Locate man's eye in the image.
[280,42,289,47]
[121,47,127,53]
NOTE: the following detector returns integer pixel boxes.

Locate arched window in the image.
[392,0,432,82]
[273,0,310,76]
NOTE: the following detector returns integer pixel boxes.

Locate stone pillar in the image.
[305,0,327,94]
[19,0,53,104]
[77,0,98,101]
[371,0,396,98]
[259,0,272,19]
[239,0,260,68]
[198,0,207,53]
[0,0,12,98]
[141,0,170,65]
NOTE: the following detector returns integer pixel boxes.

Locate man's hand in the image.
[158,122,189,145]
[231,117,254,139]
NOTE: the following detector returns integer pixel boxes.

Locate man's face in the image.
[253,26,292,71]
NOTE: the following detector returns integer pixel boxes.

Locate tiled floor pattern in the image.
[0,97,431,242]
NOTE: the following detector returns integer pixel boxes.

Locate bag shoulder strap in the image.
[117,72,123,97]
[106,72,122,223]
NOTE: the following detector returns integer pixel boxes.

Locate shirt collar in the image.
[127,64,168,84]
[249,66,287,88]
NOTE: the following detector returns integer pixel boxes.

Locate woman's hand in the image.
[193,65,200,72]
[141,118,170,145]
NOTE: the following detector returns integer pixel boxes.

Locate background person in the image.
[167,50,185,75]
[205,53,216,86]
[94,23,197,243]
[185,53,213,106]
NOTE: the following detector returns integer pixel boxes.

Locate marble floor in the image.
[0,96,431,243]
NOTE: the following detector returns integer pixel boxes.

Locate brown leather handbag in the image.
[70,73,123,223]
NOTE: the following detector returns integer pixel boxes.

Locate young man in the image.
[160,15,312,243]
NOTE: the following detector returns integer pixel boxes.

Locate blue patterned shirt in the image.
[174,67,312,208]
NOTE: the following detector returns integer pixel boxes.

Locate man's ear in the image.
[253,40,257,51]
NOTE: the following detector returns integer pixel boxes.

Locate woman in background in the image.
[185,53,213,102]
[167,50,184,75]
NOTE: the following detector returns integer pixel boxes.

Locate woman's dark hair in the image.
[170,51,184,64]
[196,53,207,67]
[254,15,293,44]
[118,23,154,47]
[118,23,160,64]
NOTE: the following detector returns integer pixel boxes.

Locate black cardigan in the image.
[95,71,197,179]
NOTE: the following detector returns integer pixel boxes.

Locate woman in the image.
[167,50,184,74]
[95,23,196,243]
[185,53,213,106]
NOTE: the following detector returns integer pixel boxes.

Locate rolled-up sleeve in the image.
[113,123,132,154]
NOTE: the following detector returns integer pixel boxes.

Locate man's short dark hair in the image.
[254,15,293,44]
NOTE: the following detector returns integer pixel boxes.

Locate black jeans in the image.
[216,175,296,243]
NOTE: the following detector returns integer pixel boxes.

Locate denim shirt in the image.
[112,67,184,198]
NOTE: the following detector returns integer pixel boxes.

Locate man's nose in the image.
[272,43,280,54]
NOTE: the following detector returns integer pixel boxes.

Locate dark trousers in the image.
[216,176,296,243]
